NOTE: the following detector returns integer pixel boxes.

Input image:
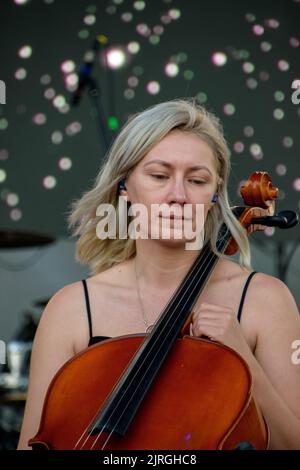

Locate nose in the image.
[167,178,187,205]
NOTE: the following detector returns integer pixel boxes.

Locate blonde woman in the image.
[18,99,300,449]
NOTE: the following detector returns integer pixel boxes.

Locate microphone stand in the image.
[86,76,110,151]
[70,37,112,154]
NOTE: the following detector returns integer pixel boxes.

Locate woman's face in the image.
[125,129,220,246]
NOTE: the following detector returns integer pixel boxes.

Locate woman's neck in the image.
[133,239,201,291]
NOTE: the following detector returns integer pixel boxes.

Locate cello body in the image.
[29,335,269,450]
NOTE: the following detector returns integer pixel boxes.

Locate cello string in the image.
[93,237,226,449]
[77,235,227,450]
[73,242,217,449]
[99,244,224,450]
[76,229,230,449]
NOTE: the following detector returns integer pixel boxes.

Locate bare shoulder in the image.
[245,271,299,319]
[38,280,90,353]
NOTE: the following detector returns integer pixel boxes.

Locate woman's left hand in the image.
[191,302,254,362]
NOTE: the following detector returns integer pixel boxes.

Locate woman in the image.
[18,99,300,449]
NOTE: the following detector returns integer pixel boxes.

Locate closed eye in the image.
[150,174,169,180]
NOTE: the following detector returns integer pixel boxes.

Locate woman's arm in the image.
[17,282,84,449]
[244,274,300,449]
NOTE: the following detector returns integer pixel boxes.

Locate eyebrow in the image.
[143,159,213,176]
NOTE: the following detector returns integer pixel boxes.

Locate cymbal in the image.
[0,229,55,248]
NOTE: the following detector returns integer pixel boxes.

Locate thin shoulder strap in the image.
[82,279,93,340]
[237,271,257,323]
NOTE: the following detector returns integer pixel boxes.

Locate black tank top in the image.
[82,271,257,347]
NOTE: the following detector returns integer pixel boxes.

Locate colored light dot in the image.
[243,62,255,73]
[265,18,280,29]
[127,42,140,54]
[61,60,75,74]
[136,23,150,36]
[252,24,264,35]
[211,52,227,67]
[40,74,51,85]
[7,193,19,207]
[260,41,272,52]
[78,29,89,39]
[43,176,57,189]
[153,25,164,35]
[161,14,172,24]
[86,5,97,13]
[133,66,144,75]
[65,73,79,91]
[108,116,119,130]
[276,164,287,176]
[33,113,47,125]
[14,0,29,4]
[289,37,299,48]
[233,142,245,153]
[293,179,300,191]
[292,79,300,89]
[273,108,284,120]
[134,1,145,10]
[10,209,22,221]
[0,150,9,161]
[53,95,66,108]
[58,104,70,114]
[177,52,188,63]
[84,14,96,25]
[122,12,133,22]
[149,35,160,45]
[66,122,82,136]
[259,71,269,81]
[15,68,27,80]
[0,169,7,183]
[196,92,207,104]
[106,48,126,69]
[0,119,8,130]
[169,9,181,19]
[146,81,160,95]
[124,89,135,99]
[165,63,179,77]
[244,126,254,137]
[250,143,263,159]
[246,78,258,89]
[223,103,235,115]
[274,91,285,102]
[282,137,293,148]
[19,45,32,59]
[106,5,116,14]
[245,13,256,22]
[183,70,194,80]
[278,60,289,71]
[44,88,55,99]
[52,131,63,144]
[128,76,139,87]
[59,157,72,170]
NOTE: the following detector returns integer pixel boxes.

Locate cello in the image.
[28,172,298,450]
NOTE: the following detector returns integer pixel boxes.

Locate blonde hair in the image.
[67,98,251,275]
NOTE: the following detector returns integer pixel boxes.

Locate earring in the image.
[211,193,218,204]
[118,179,127,194]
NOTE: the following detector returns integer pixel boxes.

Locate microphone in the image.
[71,35,109,106]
